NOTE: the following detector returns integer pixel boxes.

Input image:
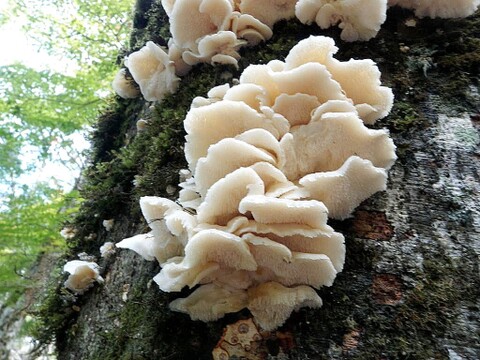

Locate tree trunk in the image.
[48,2,480,359]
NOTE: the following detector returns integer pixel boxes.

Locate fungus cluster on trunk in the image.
[116,36,397,330]
[112,0,479,102]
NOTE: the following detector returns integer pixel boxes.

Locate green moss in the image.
[28,260,75,356]
[386,100,428,133]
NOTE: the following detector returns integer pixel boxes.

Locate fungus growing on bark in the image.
[388,0,480,18]
[100,242,116,258]
[63,260,104,294]
[295,0,388,41]
[169,0,233,52]
[118,36,396,330]
[125,41,179,102]
[247,282,322,331]
[237,0,298,28]
[111,68,140,99]
[116,197,196,263]
[182,31,246,67]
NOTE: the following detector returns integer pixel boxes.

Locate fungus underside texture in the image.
[36,3,480,359]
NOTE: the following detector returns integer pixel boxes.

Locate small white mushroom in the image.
[112,68,140,99]
[63,260,104,294]
[125,41,179,102]
[102,219,114,231]
[60,226,77,239]
[167,38,192,76]
[100,242,116,258]
[136,119,148,132]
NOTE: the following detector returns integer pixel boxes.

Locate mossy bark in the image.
[48,2,479,359]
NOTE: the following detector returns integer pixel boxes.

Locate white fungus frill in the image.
[118,36,396,330]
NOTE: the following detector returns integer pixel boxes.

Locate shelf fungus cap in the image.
[183,229,257,270]
[299,155,389,220]
[247,282,322,330]
[125,41,179,102]
[184,100,283,171]
[266,231,345,272]
[239,195,329,229]
[63,260,103,294]
[169,283,248,321]
[154,257,221,292]
[284,36,393,124]
[246,235,338,289]
[240,61,347,108]
[161,0,175,16]
[195,140,273,197]
[281,110,396,180]
[197,167,265,225]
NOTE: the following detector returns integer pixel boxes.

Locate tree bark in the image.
[52,2,480,359]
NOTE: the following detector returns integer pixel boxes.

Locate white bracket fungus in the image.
[388,0,480,19]
[237,0,298,28]
[117,36,396,330]
[114,0,479,102]
[63,260,104,295]
[295,0,388,42]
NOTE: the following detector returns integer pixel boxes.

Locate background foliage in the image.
[0,0,133,303]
